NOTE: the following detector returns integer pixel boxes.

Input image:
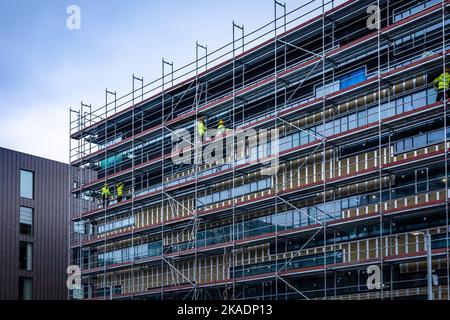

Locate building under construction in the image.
[69,0,450,300]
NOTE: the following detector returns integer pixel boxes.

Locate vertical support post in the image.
[81,103,92,158]
[130,74,143,300]
[232,20,244,300]
[194,43,199,301]
[330,0,336,300]
[273,0,283,300]
[321,0,328,300]
[440,0,449,301]
[79,101,92,299]
[376,0,389,300]
[69,108,81,300]
[106,89,117,115]
[161,58,174,301]
[426,232,433,300]
[106,90,117,174]
[85,104,93,155]
[376,0,385,300]
[194,41,207,300]
[197,42,208,103]
[102,90,112,300]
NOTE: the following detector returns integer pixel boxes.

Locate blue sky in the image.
[0,0,342,163]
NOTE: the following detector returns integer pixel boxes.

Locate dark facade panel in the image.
[0,147,69,300]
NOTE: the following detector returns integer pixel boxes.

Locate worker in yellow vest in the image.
[197,117,207,140]
[433,67,450,102]
[116,182,124,203]
[101,183,111,207]
[218,119,226,136]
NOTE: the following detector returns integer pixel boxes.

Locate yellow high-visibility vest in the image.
[198,122,207,136]
[101,186,110,197]
[116,184,124,196]
[434,72,450,90]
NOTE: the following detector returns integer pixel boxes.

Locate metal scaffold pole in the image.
[273,0,285,301]
[376,0,385,300]
[131,74,143,299]
[232,19,244,300]
[321,0,328,300]
[80,101,92,298]
[104,90,117,299]
[193,40,207,300]
[69,108,81,299]
[161,58,174,300]
[441,0,450,301]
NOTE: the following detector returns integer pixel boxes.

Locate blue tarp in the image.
[340,67,366,90]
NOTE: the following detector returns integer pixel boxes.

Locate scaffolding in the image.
[69,0,450,300]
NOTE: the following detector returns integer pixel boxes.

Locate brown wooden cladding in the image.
[0,147,69,300]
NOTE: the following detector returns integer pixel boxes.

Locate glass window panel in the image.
[413,91,427,108]
[292,133,300,147]
[19,242,33,271]
[396,98,404,114]
[367,107,378,123]
[397,185,415,197]
[427,88,437,104]
[404,138,413,151]
[220,190,229,201]
[20,170,34,199]
[316,124,324,136]
[380,103,390,119]
[416,169,429,192]
[428,129,443,144]
[20,207,33,236]
[396,141,404,153]
[324,121,334,137]
[358,110,367,127]
[413,134,427,148]
[300,131,309,145]
[348,114,357,130]
[340,116,348,133]
[349,196,358,208]
[19,278,32,300]
[403,95,413,112]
